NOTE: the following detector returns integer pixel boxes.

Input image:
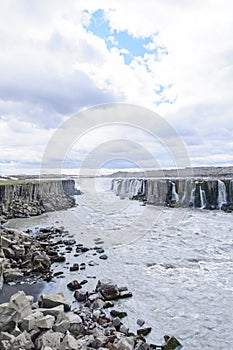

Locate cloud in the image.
[0,0,233,173]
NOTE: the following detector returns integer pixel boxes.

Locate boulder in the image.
[35,330,63,349]
[9,291,32,319]
[38,293,71,311]
[96,279,120,301]
[115,337,135,350]
[36,315,55,329]
[59,332,78,350]
[67,312,83,336]
[19,311,44,332]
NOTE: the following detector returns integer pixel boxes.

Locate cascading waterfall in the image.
[199,186,207,209]
[171,182,179,202]
[217,180,227,209]
[189,182,196,208]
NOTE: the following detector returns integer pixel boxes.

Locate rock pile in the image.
[0,280,182,350]
[0,227,52,288]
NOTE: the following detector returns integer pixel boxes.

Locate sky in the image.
[0,0,233,175]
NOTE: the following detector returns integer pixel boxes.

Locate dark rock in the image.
[137,319,145,327]
[137,327,152,336]
[74,290,88,302]
[52,255,66,263]
[110,310,127,318]
[119,291,133,299]
[69,263,79,271]
[162,335,182,350]
[67,280,82,291]
[96,279,120,301]
[99,254,108,260]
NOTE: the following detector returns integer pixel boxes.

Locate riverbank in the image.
[0,224,182,349]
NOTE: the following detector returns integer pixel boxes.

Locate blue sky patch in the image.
[84,9,166,65]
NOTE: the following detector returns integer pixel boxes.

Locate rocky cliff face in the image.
[112,178,233,210]
[0,179,78,219]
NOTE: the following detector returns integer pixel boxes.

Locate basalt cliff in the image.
[0,179,79,219]
[112,178,233,210]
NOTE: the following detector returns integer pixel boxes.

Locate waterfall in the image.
[189,182,196,208]
[171,182,179,202]
[199,186,207,209]
[217,180,227,209]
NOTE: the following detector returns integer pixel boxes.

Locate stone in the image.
[53,318,70,333]
[59,331,78,350]
[3,269,24,283]
[135,340,150,350]
[67,280,82,291]
[119,324,129,335]
[110,310,127,318]
[9,291,32,319]
[36,315,55,329]
[3,247,15,258]
[0,303,17,331]
[99,254,108,260]
[112,317,121,328]
[119,291,133,299]
[162,335,182,350]
[115,337,135,350]
[96,279,120,301]
[74,290,88,302]
[137,319,145,327]
[11,331,34,350]
[137,327,152,337]
[69,263,79,271]
[20,311,44,332]
[35,330,63,349]
[12,245,25,259]
[38,293,71,311]
[67,312,83,336]
[1,236,12,248]
[39,304,64,317]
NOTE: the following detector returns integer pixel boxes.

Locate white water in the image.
[217,180,227,209]
[5,177,233,349]
[189,183,196,208]
[171,181,179,202]
[200,186,207,209]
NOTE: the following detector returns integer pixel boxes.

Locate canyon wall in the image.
[112,178,233,210]
[0,179,79,219]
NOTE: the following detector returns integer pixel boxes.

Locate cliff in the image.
[0,179,79,219]
[112,178,233,210]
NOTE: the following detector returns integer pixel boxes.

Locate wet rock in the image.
[137,319,145,327]
[99,254,108,260]
[162,335,182,350]
[51,255,66,263]
[110,310,127,319]
[115,337,135,350]
[69,263,79,271]
[96,279,120,301]
[67,280,82,291]
[119,291,133,299]
[3,270,24,283]
[38,293,71,311]
[74,290,88,302]
[137,327,152,336]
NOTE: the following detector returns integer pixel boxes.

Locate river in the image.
[3,177,233,349]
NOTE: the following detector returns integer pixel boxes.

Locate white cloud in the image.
[0,0,233,173]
